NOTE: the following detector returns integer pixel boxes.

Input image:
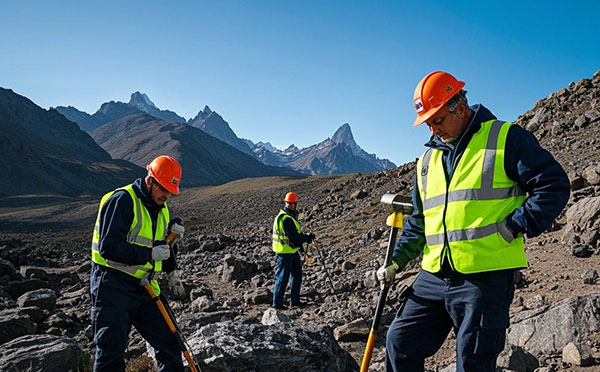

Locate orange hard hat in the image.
[412,71,465,127]
[284,192,298,203]
[146,155,182,195]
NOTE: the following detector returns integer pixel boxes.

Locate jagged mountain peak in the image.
[203,105,212,114]
[332,123,356,146]
[128,92,156,109]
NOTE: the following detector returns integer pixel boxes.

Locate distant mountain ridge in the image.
[54,92,395,175]
[0,88,144,197]
[91,113,300,186]
[252,123,396,175]
[128,92,186,123]
[188,106,255,157]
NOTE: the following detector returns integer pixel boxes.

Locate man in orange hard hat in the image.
[271,191,315,309]
[90,155,187,372]
[377,71,570,372]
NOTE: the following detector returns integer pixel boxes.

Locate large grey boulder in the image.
[188,317,359,372]
[17,288,57,310]
[561,196,600,252]
[0,334,85,372]
[0,309,36,345]
[506,292,600,356]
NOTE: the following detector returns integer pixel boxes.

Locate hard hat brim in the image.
[413,105,443,127]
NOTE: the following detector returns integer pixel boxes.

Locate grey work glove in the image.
[498,220,517,243]
[169,221,185,240]
[167,271,186,297]
[151,244,171,261]
[377,261,400,284]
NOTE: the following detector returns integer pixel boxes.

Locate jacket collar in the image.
[132,178,164,213]
[424,104,497,151]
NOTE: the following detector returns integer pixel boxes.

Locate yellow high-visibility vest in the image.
[91,184,169,294]
[272,209,302,254]
[417,120,527,273]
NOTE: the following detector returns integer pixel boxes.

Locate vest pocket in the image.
[473,310,509,355]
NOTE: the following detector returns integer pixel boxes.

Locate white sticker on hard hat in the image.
[171,177,179,184]
[415,98,424,113]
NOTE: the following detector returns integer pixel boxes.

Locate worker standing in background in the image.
[377,71,570,372]
[90,155,186,372]
[272,192,315,310]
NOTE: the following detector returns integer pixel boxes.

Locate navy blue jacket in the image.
[281,207,313,250]
[392,104,570,269]
[91,178,177,284]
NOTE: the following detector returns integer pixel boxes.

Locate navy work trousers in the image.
[90,267,184,372]
[385,269,515,372]
[272,252,302,307]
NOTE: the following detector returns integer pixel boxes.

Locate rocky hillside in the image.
[1,69,600,371]
[91,112,301,187]
[0,88,144,199]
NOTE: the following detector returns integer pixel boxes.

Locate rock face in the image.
[506,292,600,356]
[188,317,359,372]
[0,334,84,372]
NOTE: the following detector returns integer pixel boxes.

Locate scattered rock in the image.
[16,288,56,310]
[261,308,290,325]
[583,269,598,284]
[333,318,369,342]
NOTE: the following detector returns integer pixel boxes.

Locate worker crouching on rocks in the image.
[272,191,315,310]
[90,155,187,372]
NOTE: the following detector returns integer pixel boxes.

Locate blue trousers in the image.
[385,269,515,372]
[90,267,184,372]
[272,252,302,307]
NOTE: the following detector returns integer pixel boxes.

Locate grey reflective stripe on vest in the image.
[421,149,433,202]
[426,222,504,246]
[421,120,524,211]
[126,197,168,246]
[273,237,290,244]
[128,196,145,244]
[423,186,525,210]
[90,248,150,275]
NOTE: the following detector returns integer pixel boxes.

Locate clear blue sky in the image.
[2,1,599,166]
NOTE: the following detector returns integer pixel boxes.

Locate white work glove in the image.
[377,261,400,283]
[170,222,185,240]
[151,244,171,261]
[167,271,186,297]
